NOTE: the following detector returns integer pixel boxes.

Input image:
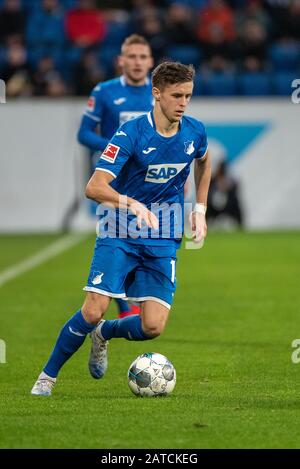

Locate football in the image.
[127,352,176,397]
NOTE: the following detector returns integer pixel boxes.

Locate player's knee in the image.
[81,293,109,325]
[82,308,102,325]
[142,322,165,338]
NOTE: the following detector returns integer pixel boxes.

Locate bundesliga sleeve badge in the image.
[101,143,120,163]
[87,96,95,112]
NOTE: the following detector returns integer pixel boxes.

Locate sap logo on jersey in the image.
[145,163,187,183]
[101,143,120,163]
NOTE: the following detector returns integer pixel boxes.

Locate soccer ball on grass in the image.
[127,352,176,397]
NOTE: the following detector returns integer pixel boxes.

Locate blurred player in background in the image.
[77,34,154,318]
[207,159,243,228]
[31,61,211,396]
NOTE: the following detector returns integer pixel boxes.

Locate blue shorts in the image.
[84,238,177,309]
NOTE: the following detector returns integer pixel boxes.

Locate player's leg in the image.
[31,292,110,396]
[82,292,112,379]
[96,300,168,341]
[31,235,131,395]
[93,245,175,343]
[115,298,132,318]
[140,300,169,337]
[85,238,141,378]
[96,299,169,342]
[114,298,141,318]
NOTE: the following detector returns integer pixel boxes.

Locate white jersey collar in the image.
[120,75,151,87]
[147,110,182,131]
[147,111,154,127]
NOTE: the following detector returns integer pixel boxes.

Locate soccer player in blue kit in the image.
[77,34,154,319]
[31,61,211,396]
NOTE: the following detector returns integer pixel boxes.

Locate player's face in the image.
[119,44,153,85]
[154,81,194,123]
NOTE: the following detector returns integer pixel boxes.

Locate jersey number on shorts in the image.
[170,259,176,284]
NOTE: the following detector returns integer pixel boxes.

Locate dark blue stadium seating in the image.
[101,20,131,48]
[0,0,299,96]
[26,10,65,48]
[269,43,300,72]
[166,45,202,68]
[203,72,237,96]
[98,45,120,76]
[193,72,204,96]
[272,72,297,96]
[239,72,272,96]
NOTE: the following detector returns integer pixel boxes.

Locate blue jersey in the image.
[95,111,208,246]
[77,76,153,152]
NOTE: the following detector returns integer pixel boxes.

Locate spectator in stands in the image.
[65,0,107,48]
[32,56,57,95]
[26,0,65,48]
[45,71,68,97]
[278,0,300,40]
[201,54,235,74]
[235,19,268,68]
[165,3,197,45]
[207,159,243,228]
[0,0,25,45]
[73,49,105,95]
[236,0,271,36]
[263,0,293,39]
[0,0,297,96]
[196,0,236,59]
[134,9,168,63]
[130,0,167,12]
[1,39,33,97]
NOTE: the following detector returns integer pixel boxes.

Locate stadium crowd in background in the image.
[0,0,299,98]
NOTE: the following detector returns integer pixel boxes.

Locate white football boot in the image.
[31,372,56,396]
[88,321,108,379]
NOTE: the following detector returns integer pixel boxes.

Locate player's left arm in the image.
[191,151,212,243]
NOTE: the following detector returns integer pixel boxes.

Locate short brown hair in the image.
[121,34,151,54]
[152,62,195,90]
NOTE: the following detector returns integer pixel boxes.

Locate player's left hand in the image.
[189,211,207,244]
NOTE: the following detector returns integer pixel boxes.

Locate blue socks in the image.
[44,310,95,378]
[115,298,131,314]
[43,311,152,379]
[100,315,153,341]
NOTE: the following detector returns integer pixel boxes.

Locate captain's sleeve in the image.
[95,125,134,179]
[195,122,208,160]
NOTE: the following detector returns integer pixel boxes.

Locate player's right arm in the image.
[77,86,109,152]
[85,126,158,230]
[86,171,158,229]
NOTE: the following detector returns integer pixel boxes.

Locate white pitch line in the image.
[0,233,87,288]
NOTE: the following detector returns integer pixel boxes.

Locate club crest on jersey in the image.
[92,273,104,285]
[101,143,120,163]
[145,163,187,184]
[184,141,195,155]
[87,96,95,112]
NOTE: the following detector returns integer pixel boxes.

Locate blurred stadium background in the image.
[0,0,300,450]
[0,0,299,232]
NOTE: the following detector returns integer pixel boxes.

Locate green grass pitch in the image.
[0,231,300,449]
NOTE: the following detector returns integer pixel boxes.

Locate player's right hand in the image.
[129,201,159,230]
